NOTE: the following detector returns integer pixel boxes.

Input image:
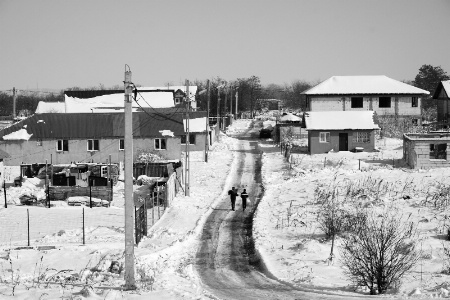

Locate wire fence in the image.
[0,204,167,249]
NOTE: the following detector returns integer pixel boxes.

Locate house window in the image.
[87,139,99,151]
[181,134,196,145]
[37,139,42,146]
[119,139,124,151]
[351,97,363,108]
[430,144,447,160]
[319,132,330,143]
[154,138,167,150]
[355,132,370,143]
[412,97,418,107]
[56,139,69,152]
[305,97,310,109]
[379,97,391,108]
[412,119,419,126]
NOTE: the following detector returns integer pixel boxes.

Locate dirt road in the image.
[195,124,359,300]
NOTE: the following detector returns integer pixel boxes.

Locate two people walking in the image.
[228,187,249,211]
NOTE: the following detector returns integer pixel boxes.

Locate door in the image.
[339,133,348,151]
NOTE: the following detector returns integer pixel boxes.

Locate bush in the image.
[340,211,419,295]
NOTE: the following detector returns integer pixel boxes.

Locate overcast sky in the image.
[1,0,449,91]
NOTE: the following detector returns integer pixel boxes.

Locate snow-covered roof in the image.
[35,101,65,113]
[432,80,450,99]
[140,86,198,109]
[2,128,33,140]
[304,111,380,130]
[183,117,207,133]
[302,76,430,95]
[280,113,301,122]
[64,91,174,113]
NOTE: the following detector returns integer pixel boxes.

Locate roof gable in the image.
[432,80,450,99]
[302,75,430,95]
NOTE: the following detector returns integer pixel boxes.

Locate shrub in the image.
[340,211,419,295]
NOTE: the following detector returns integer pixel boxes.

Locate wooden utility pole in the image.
[205,80,210,162]
[185,80,190,196]
[12,87,17,120]
[123,65,136,290]
[235,89,239,119]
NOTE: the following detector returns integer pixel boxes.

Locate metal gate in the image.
[135,203,147,244]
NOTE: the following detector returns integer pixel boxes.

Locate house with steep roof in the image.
[432,80,450,127]
[0,112,187,166]
[301,75,429,125]
[304,111,380,154]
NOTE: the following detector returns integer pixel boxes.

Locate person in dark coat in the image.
[228,187,238,211]
[240,189,249,211]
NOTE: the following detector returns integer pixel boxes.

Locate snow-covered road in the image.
[195,122,365,300]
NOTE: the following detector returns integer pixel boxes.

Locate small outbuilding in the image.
[403,132,450,169]
[304,111,380,154]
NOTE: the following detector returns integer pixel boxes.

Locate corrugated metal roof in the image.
[0,148,10,159]
[0,112,185,140]
[302,75,430,95]
[305,111,380,130]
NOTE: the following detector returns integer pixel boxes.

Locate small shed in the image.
[304,111,380,154]
[403,132,450,169]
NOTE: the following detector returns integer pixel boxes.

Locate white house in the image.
[301,75,430,125]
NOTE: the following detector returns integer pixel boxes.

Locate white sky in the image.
[0,0,449,91]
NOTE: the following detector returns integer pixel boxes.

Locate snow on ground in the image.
[0,123,241,299]
[2,118,450,299]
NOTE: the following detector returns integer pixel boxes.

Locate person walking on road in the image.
[228,187,238,211]
[240,189,249,211]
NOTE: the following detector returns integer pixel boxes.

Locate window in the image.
[319,132,330,143]
[430,144,447,160]
[379,97,391,108]
[154,138,167,150]
[354,132,370,143]
[412,97,418,107]
[119,139,124,151]
[351,97,363,108]
[181,134,196,145]
[56,139,69,152]
[101,166,108,177]
[87,139,99,151]
[412,119,419,126]
[306,97,310,108]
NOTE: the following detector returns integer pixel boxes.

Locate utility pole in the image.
[230,86,233,119]
[185,80,190,196]
[205,80,210,162]
[123,65,136,290]
[12,87,17,120]
[235,88,239,119]
[217,86,221,132]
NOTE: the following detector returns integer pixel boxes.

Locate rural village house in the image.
[432,80,450,128]
[304,111,380,154]
[0,112,186,166]
[301,75,429,125]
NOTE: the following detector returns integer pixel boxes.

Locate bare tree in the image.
[340,211,420,295]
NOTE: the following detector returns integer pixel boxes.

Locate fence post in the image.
[324,157,327,168]
[27,209,30,247]
[82,207,85,245]
[3,181,6,208]
[110,179,113,207]
[89,179,92,208]
[157,183,160,220]
[359,159,361,170]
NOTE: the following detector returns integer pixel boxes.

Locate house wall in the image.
[437,99,450,124]
[308,95,421,117]
[308,130,376,155]
[182,132,207,152]
[0,137,182,166]
[403,138,450,169]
